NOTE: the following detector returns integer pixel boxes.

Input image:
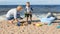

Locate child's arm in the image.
[29,7,33,14]
[31,8,33,11]
[30,7,33,14]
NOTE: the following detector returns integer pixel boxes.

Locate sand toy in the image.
[33,23,43,27]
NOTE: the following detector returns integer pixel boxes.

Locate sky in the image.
[0,0,60,5]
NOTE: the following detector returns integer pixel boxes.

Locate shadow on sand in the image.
[27,20,40,24]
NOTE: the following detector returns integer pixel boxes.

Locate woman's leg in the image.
[8,20,13,24]
[7,17,14,24]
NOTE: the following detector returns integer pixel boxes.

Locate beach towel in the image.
[40,17,55,24]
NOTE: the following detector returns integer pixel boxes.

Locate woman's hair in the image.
[17,5,23,10]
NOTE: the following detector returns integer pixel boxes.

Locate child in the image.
[25,2,33,23]
[6,6,23,24]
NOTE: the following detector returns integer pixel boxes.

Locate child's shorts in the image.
[25,13,32,17]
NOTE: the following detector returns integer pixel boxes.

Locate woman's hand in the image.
[14,19,18,22]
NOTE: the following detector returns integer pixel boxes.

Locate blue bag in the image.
[17,22,21,26]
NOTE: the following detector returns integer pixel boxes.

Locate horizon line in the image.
[0,4,60,5]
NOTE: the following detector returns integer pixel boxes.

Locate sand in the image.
[0,15,60,34]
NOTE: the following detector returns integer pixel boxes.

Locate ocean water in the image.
[0,5,60,15]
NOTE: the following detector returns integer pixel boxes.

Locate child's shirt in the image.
[25,6,33,13]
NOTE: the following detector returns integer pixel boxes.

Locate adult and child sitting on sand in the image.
[6,2,56,25]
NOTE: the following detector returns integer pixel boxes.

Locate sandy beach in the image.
[0,14,60,34]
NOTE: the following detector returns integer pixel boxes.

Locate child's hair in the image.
[26,2,30,4]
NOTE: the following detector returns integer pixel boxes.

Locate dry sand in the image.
[0,15,60,34]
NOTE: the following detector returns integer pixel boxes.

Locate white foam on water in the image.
[0,15,6,21]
